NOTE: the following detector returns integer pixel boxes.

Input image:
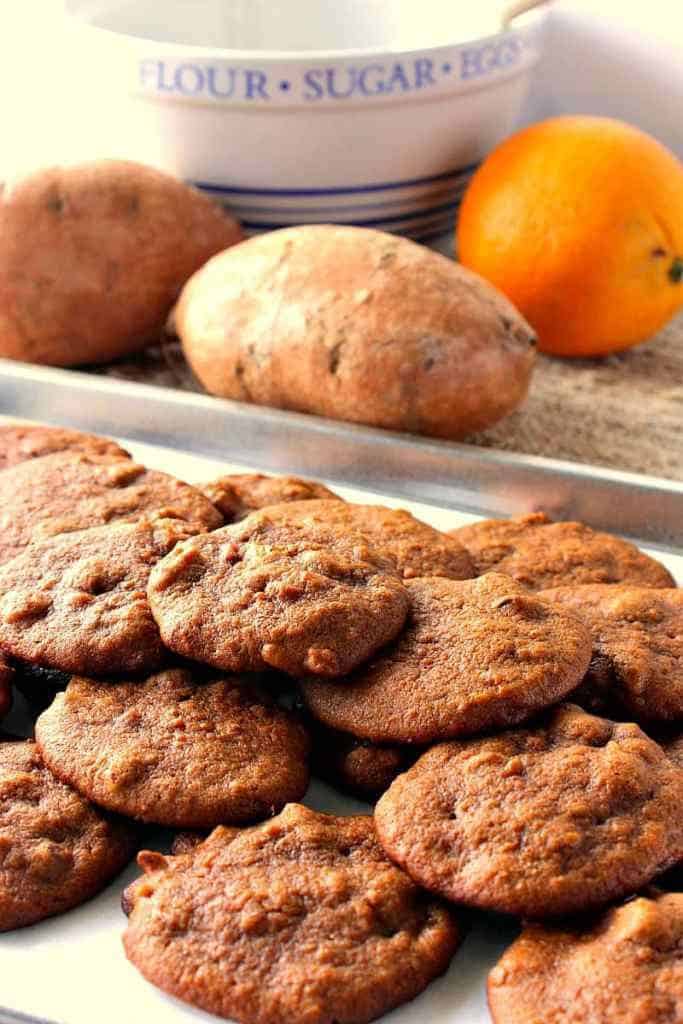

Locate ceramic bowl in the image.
[65,0,547,238]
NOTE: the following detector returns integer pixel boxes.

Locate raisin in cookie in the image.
[375,705,683,918]
[302,574,592,744]
[122,804,460,1024]
[36,670,310,827]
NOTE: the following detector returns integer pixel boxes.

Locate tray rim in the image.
[0,358,681,552]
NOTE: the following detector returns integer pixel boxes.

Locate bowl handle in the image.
[501,0,551,27]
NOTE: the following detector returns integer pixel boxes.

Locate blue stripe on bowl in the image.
[193,164,477,198]
[219,182,470,217]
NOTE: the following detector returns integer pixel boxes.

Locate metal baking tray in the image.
[0,359,682,553]
[0,362,681,1024]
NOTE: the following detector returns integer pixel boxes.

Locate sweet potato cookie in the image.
[0,518,200,676]
[0,741,136,930]
[0,423,129,470]
[302,574,592,744]
[375,705,683,918]
[202,473,340,522]
[148,520,409,678]
[250,500,474,580]
[308,719,412,800]
[0,451,222,564]
[122,804,461,1024]
[488,892,683,1023]
[539,585,683,722]
[0,657,12,721]
[36,669,310,827]
[451,513,674,589]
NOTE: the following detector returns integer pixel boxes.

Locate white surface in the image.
[1,432,682,1024]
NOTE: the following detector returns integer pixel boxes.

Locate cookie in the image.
[148,519,410,678]
[0,657,12,721]
[0,423,129,471]
[0,518,200,676]
[308,719,412,799]
[0,740,136,930]
[35,669,310,827]
[248,500,474,580]
[488,892,683,1023]
[451,513,674,590]
[302,574,592,744]
[0,451,222,564]
[122,804,461,1024]
[539,585,683,722]
[375,704,683,918]
[202,473,340,522]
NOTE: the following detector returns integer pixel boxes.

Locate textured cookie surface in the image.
[663,734,683,770]
[36,670,310,827]
[0,451,222,564]
[302,574,592,743]
[251,500,474,580]
[202,473,340,522]
[123,804,460,1024]
[488,892,683,1023]
[0,741,136,930]
[0,423,129,470]
[0,518,200,675]
[375,705,683,917]
[452,514,674,589]
[540,585,683,722]
[148,517,409,678]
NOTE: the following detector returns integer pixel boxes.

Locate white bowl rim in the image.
[64,2,545,64]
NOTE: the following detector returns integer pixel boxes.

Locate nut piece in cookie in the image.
[202,473,340,522]
[488,891,683,1024]
[35,670,310,828]
[451,514,674,589]
[147,520,410,678]
[0,451,222,565]
[0,518,201,676]
[0,423,129,470]
[253,500,474,580]
[539,585,683,723]
[122,804,461,1024]
[0,741,137,930]
[302,574,592,744]
[375,704,683,918]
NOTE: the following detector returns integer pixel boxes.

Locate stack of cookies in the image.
[0,422,681,1024]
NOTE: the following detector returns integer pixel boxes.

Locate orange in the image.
[457,116,683,357]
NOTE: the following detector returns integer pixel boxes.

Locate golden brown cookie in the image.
[308,718,412,800]
[0,740,137,930]
[488,892,683,1023]
[375,705,683,918]
[248,500,474,580]
[302,574,592,744]
[0,451,222,565]
[451,513,674,589]
[122,804,461,1024]
[539,585,683,722]
[35,670,310,827]
[148,519,409,678]
[202,473,340,522]
[0,657,12,721]
[0,423,129,470]
[0,518,200,676]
